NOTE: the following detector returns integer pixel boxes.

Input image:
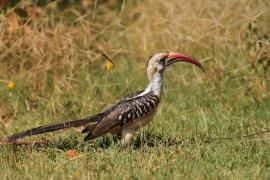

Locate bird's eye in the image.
[159,57,166,64]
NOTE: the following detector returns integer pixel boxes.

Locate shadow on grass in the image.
[131,131,182,149]
[54,131,183,151]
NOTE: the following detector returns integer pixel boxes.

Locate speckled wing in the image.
[89,92,160,138]
[82,90,143,139]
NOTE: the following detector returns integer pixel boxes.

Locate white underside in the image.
[135,72,163,98]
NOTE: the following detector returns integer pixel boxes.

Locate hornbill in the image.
[7,52,204,143]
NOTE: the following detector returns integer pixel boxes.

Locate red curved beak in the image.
[166,53,205,72]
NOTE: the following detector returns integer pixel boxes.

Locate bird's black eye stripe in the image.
[159,57,166,64]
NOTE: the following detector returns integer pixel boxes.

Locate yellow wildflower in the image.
[74,170,81,177]
[7,81,15,89]
[104,60,114,71]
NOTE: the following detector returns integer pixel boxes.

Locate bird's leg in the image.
[121,129,136,144]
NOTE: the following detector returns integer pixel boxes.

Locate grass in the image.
[0,0,270,179]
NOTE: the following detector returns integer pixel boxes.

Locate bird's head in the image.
[146,52,205,81]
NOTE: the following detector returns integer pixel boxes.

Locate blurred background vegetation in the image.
[0,0,269,178]
[1,0,269,124]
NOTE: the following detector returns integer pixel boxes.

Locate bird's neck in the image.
[145,72,164,97]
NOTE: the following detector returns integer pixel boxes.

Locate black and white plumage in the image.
[7,52,204,143]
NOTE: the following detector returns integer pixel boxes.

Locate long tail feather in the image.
[7,114,103,141]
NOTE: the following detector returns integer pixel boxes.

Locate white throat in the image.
[140,72,164,97]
